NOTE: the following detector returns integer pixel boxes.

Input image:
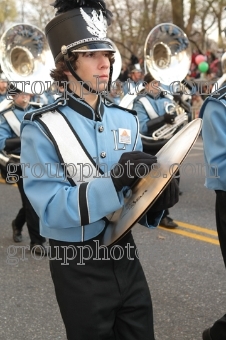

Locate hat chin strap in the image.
[64,54,98,94]
[63,53,113,97]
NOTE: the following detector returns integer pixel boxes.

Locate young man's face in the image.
[0,81,8,95]
[74,51,111,93]
[131,71,143,82]
[14,93,32,109]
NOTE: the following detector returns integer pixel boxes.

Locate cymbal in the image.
[101,118,202,246]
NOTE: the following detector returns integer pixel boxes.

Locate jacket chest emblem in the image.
[111,128,131,150]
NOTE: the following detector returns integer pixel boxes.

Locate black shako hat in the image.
[45,0,115,63]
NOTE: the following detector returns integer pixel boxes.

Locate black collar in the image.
[144,91,166,100]
[67,92,104,121]
[13,104,32,112]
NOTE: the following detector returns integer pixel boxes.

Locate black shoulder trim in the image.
[181,79,193,90]
[79,182,89,226]
[23,97,66,121]
[211,84,226,100]
[101,95,114,104]
[1,108,12,116]
[136,91,164,100]
[103,99,137,116]
[29,102,45,109]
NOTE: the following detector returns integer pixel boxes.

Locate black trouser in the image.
[14,167,45,245]
[161,209,169,219]
[161,169,180,219]
[146,144,180,218]
[208,191,226,340]
[49,231,155,340]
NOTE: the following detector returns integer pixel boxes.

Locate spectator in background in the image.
[118,63,129,82]
[190,50,201,79]
[122,68,144,95]
[191,93,204,119]
[130,54,139,66]
[210,58,222,79]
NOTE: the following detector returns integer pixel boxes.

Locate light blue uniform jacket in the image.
[32,91,55,105]
[122,80,143,96]
[200,95,226,191]
[0,105,34,151]
[20,94,161,242]
[132,85,172,135]
[0,94,6,103]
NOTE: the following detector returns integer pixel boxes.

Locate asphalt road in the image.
[0,136,225,340]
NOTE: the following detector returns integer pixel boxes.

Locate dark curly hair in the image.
[50,53,79,86]
[143,72,155,84]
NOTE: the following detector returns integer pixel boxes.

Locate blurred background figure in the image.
[118,63,129,82]
[31,90,55,105]
[0,90,47,255]
[0,72,8,103]
[122,68,144,95]
[108,79,124,105]
[132,72,188,228]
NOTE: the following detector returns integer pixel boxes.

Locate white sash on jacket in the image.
[39,111,99,185]
[138,97,159,119]
[3,110,21,137]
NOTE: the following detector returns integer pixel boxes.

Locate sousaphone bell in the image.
[0,24,55,180]
[0,23,55,94]
[142,23,192,151]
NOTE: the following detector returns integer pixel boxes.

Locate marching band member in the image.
[0,90,47,254]
[0,72,8,103]
[200,81,226,340]
[20,0,179,339]
[132,72,187,229]
[31,90,55,105]
[122,68,144,96]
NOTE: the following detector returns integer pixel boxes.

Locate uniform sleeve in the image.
[133,97,165,136]
[202,99,226,190]
[0,115,15,151]
[132,100,149,134]
[20,121,125,230]
[132,113,163,228]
